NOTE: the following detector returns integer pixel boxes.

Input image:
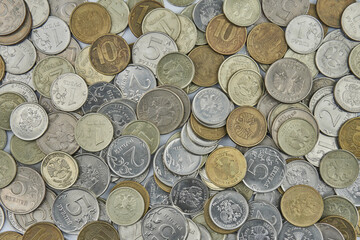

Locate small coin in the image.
[334,75,360,112]
[192,0,223,32]
[70,2,111,44]
[305,133,338,167]
[90,34,131,75]
[316,223,345,240]
[176,15,197,54]
[237,218,276,240]
[247,23,287,64]
[0,231,23,239]
[49,0,86,24]
[0,0,26,36]
[98,0,129,34]
[279,221,323,240]
[223,0,260,27]
[23,222,63,240]
[323,196,359,228]
[317,0,355,28]
[78,221,119,240]
[144,176,170,207]
[0,92,26,130]
[0,150,17,189]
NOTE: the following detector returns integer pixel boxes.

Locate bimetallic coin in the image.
[248,200,282,233]
[144,176,170,207]
[281,160,319,191]
[0,0,26,35]
[317,0,355,28]
[321,216,356,240]
[78,221,119,240]
[176,15,197,54]
[237,219,276,240]
[23,222,63,240]
[305,133,338,167]
[334,75,360,112]
[192,0,223,32]
[339,117,360,158]
[0,81,37,103]
[349,44,360,79]
[323,196,359,228]
[223,0,261,27]
[0,150,17,189]
[0,130,6,149]
[98,0,129,34]
[316,223,345,240]
[278,222,323,240]
[0,92,26,130]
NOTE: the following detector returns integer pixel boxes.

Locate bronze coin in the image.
[206,14,247,55]
[23,222,64,240]
[90,34,131,75]
[316,0,355,28]
[0,231,23,240]
[70,2,111,44]
[247,22,287,64]
[308,3,328,35]
[0,55,4,81]
[188,45,224,87]
[78,221,120,240]
[189,114,227,141]
[128,0,164,37]
[338,117,360,158]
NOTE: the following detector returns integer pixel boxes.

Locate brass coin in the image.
[0,56,4,81]
[78,221,119,240]
[247,22,287,64]
[0,92,26,130]
[316,0,355,28]
[0,231,23,240]
[10,135,45,165]
[154,174,172,193]
[189,114,226,141]
[128,0,164,37]
[90,34,130,75]
[321,216,356,240]
[226,106,267,147]
[281,185,324,227]
[0,150,17,189]
[0,129,6,149]
[188,45,224,87]
[356,207,360,237]
[70,2,111,44]
[205,147,247,188]
[23,222,63,240]
[308,4,328,35]
[206,14,247,55]
[339,117,360,158]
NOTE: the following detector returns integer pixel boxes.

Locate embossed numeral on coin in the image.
[137,4,150,24]
[160,224,176,238]
[143,37,162,60]
[28,225,52,240]
[213,18,236,41]
[124,145,144,167]
[247,158,268,180]
[66,195,92,216]
[93,41,117,64]
[20,208,47,227]
[320,109,341,128]
[13,53,25,70]
[130,74,151,90]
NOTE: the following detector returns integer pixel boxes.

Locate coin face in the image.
[0,0,26,36]
[281,160,319,191]
[323,196,359,228]
[237,218,276,240]
[223,0,261,27]
[144,177,170,207]
[78,221,119,240]
[317,0,355,28]
[0,150,17,189]
[70,2,111,44]
[334,75,360,113]
[248,201,282,233]
[192,0,223,32]
[321,216,356,240]
[0,92,26,130]
[305,133,338,167]
[316,223,345,240]
[175,15,197,54]
[279,221,324,240]
[90,34,130,75]
[284,49,319,79]
[0,81,37,103]
[98,0,129,34]
[349,44,360,79]
[23,222,63,240]
[0,231,23,240]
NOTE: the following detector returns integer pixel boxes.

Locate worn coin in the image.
[189,114,226,141]
[321,216,356,240]
[78,221,119,240]
[316,223,345,240]
[98,0,129,34]
[335,169,360,206]
[49,0,86,24]
[223,0,260,27]
[181,123,218,155]
[317,0,355,28]
[0,150,17,189]
[305,133,338,167]
[175,15,197,54]
[25,0,49,28]
[0,231,23,239]
[23,222,63,240]
[254,190,282,209]
[144,176,170,207]
[278,221,323,240]
[0,81,37,103]
[0,130,6,150]
[339,117,360,158]
[248,200,282,233]
[349,44,360,79]
[0,92,26,130]
[237,218,276,240]
[304,77,335,107]
[323,29,358,50]
[186,121,218,147]
[0,56,4,81]
[118,220,143,240]
[281,160,319,191]
[0,0,26,35]
[334,75,360,113]
[284,49,319,79]
[153,145,181,187]
[323,196,359,228]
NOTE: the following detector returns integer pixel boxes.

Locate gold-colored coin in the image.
[188,45,224,87]
[321,216,356,240]
[206,14,247,55]
[247,22,287,64]
[0,53,5,81]
[339,117,360,158]
[78,221,119,240]
[233,182,254,201]
[226,106,267,147]
[316,0,355,28]
[23,222,63,240]
[128,0,164,37]
[189,114,226,141]
[356,207,360,237]
[154,174,172,193]
[0,231,23,240]
[308,4,328,35]
[281,185,324,227]
[90,34,131,75]
[70,2,111,44]
[205,147,247,188]
[0,92,26,130]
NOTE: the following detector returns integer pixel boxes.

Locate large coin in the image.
[23,222,63,240]
[316,0,355,28]
[0,0,26,35]
[237,219,276,240]
[0,150,17,189]
[78,221,119,240]
[0,92,26,130]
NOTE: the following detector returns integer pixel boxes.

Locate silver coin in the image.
[142,206,188,240]
[49,0,86,24]
[0,206,4,231]
[237,218,276,240]
[265,58,312,103]
[192,0,223,32]
[197,223,212,240]
[10,103,48,141]
[192,87,230,125]
[308,86,334,113]
[316,178,335,198]
[119,220,143,240]
[303,77,336,107]
[181,123,218,155]
[323,195,359,228]
[253,190,281,209]
[315,223,345,240]
[335,169,360,206]
[0,39,36,74]
[113,168,149,184]
[209,190,249,230]
[0,0,26,35]
[114,98,137,113]
[3,69,35,90]
[107,135,151,178]
[164,138,202,176]
[144,176,170,207]
[0,167,46,214]
[243,146,286,193]
[285,15,323,54]
[305,133,338,167]
[236,135,279,155]
[186,120,218,147]
[82,82,123,113]
[334,75,360,112]
[186,219,201,240]
[114,64,156,102]
[225,234,236,240]
[98,198,111,223]
[278,221,323,240]
[25,0,50,28]
[153,145,181,187]
[341,2,360,42]
[281,160,319,191]
[97,101,137,137]
[248,200,282,234]
[315,40,350,78]
[132,32,178,74]
[0,81,38,103]
[170,177,209,215]
[73,153,111,197]
[262,0,309,27]
[284,49,319,79]
[323,29,359,50]
[257,93,281,120]
[314,94,356,137]
[52,187,99,234]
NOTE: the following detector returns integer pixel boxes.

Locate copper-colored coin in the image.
[78,221,119,240]
[70,2,111,44]
[247,22,287,64]
[281,185,324,227]
[206,14,247,55]
[205,147,247,188]
[339,117,360,158]
[316,0,355,28]
[0,231,23,240]
[23,222,64,240]
[154,174,172,193]
[128,0,164,37]
[189,114,226,141]
[356,207,360,237]
[0,55,4,81]
[0,5,32,46]
[226,106,267,147]
[188,45,224,87]
[90,34,130,75]
[321,216,356,240]
[308,4,328,35]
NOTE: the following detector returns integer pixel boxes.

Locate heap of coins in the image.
[0,0,360,239]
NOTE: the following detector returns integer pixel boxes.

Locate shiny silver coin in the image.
[144,176,170,207]
[237,218,276,240]
[316,178,336,198]
[187,219,201,240]
[192,0,223,32]
[278,221,323,240]
[181,123,218,155]
[248,200,282,234]
[119,220,143,240]
[281,160,319,191]
[153,145,181,187]
[308,86,334,113]
[315,223,345,240]
[0,81,38,103]
[254,190,282,209]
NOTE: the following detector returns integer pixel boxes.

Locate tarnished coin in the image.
[78,221,119,240]
[52,187,99,234]
[247,23,287,64]
[206,14,247,55]
[144,176,170,207]
[192,212,225,240]
[114,64,156,102]
[0,150,17,189]
[25,0,49,28]
[0,81,37,103]
[192,0,223,32]
[309,86,334,112]
[316,223,345,240]
[281,160,319,191]
[31,16,71,55]
[49,0,86,24]
[118,220,143,240]
[0,0,26,35]
[0,167,45,214]
[237,219,276,240]
[0,231,23,239]
[349,44,360,79]
[317,0,355,28]
[305,133,338,167]
[0,130,6,150]
[70,2,111,44]
[75,113,113,152]
[278,221,324,240]
[243,146,286,193]
[284,49,319,79]
[223,0,261,27]
[323,196,359,228]
[197,223,212,240]
[339,117,360,158]
[0,56,4,81]
[308,4,328,35]
[98,0,129,34]
[321,216,356,240]
[205,147,247,188]
[33,56,75,98]
[90,34,131,75]
[23,222,63,240]
[0,92,26,130]
[281,185,323,227]
[176,15,197,54]
[186,219,201,240]
[181,123,218,155]
[248,201,282,233]
[186,122,218,147]
[334,75,360,113]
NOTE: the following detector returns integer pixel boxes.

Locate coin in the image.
[197,224,212,240]
[144,176,170,207]
[70,2,111,44]
[0,0,26,36]
[321,216,356,240]
[127,0,164,9]
[247,23,287,64]
[237,218,276,240]
[90,34,131,75]
[278,221,324,240]
[339,117,360,158]
[254,190,282,209]
[334,75,360,113]
[205,147,247,188]
[11,135,46,165]
[308,3,328,35]
[223,0,260,27]
[193,212,226,240]
[175,15,197,54]
[168,0,195,7]
[118,220,143,240]
[23,222,63,240]
[317,0,355,28]
[335,169,360,207]
[0,56,4,81]
[323,29,358,50]
[0,130,6,150]
[49,0,86,24]
[186,122,218,147]
[189,114,226,141]
[0,92,26,130]
[192,0,223,32]
[349,44,360,79]
[98,0,129,34]
[78,221,119,240]
[0,150,17,189]
[281,160,319,191]
[0,231,23,239]
[305,133,338,167]
[342,3,360,41]
[316,223,345,240]
[0,81,37,104]
[248,200,282,233]
[323,196,359,228]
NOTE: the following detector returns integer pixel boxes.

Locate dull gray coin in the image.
[181,123,218,155]
[49,0,87,24]
[341,2,360,42]
[3,69,35,90]
[315,223,345,240]
[278,222,323,240]
[305,133,338,167]
[281,160,319,191]
[144,176,170,207]
[192,0,223,32]
[0,81,38,103]
[334,75,360,112]
[335,169,360,206]
[153,145,181,187]
[237,218,276,240]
